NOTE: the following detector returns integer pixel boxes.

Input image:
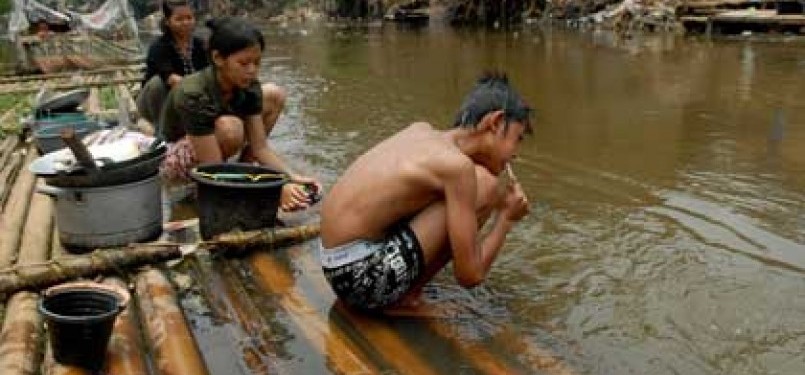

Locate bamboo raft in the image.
[0,103,578,375]
[0,65,143,95]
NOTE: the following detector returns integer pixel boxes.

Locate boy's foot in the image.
[381,293,460,318]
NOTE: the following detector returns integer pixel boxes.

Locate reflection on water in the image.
[257,23,805,374]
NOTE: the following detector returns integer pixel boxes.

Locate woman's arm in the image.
[243,114,291,173]
[243,115,319,210]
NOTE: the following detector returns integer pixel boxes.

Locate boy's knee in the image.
[474,165,502,212]
[214,116,245,157]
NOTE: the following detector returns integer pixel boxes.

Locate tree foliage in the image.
[0,0,12,14]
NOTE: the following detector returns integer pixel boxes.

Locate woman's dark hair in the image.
[205,17,265,58]
[160,0,193,36]
[453,71,533,134]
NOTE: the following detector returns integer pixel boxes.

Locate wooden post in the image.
[103,277,149,375]
[0,146,37,269]
[0,190,54,374]
[0,153,23,209]
[135,268,209,375]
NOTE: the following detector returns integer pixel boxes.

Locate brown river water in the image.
[250,23,805,374]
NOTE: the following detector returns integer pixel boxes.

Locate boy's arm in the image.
[444,161,509,287]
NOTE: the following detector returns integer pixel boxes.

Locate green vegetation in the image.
[0,94,30,138]
[0,0,11,14]
[99,87,118,111]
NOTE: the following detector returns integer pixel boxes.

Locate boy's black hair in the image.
[160,0,193,37]
[206,17,265,58]
[453,71,533,134]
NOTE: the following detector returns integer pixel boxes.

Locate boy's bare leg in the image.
[383,166,503,317]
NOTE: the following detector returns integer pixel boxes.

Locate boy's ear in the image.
[479,110,505,134]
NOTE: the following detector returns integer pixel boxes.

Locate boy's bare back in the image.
[321,122,474,248]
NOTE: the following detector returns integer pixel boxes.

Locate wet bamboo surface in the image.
[0,183,53,374]
[0,141,577,374]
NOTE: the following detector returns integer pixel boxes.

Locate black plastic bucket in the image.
[38,288,121,372]
[190,163,287,240]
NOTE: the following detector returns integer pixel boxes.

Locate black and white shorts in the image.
[320,223,424,311]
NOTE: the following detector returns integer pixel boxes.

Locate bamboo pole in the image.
[0,292,42,374]
[0,153,23,210]
[249,251,401,375]
[0,66,143,84]
[206,223,320,254]
[1,77,144,95]
[103,276,149,375]
[0,137,19,167]
[0,225,319,296]
[0,188,54,374]
[135,268,209,375]
[0,244,181,296]
[0,147,38,269]
[15,193,53,264]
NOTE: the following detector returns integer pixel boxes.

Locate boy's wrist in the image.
[495,214,515,232]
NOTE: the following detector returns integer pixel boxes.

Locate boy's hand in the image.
[501,181,529,222]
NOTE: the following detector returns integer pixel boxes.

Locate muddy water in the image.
[238,23,805,375]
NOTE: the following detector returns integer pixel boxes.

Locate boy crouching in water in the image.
[320,72,532,313]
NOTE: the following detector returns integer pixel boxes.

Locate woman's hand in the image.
[279,174,323,212]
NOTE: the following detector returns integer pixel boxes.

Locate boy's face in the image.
[487,119,526,175]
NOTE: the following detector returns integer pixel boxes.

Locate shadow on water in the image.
[167,22,805,374]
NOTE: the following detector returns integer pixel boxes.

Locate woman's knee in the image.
[261,83,286,112]
[214,116,245,157]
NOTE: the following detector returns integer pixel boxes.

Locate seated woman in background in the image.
[159,17,320,212]
[137,0,209,127]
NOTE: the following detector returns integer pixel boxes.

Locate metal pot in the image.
[31,142,167,188]
[37,174,163,252]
